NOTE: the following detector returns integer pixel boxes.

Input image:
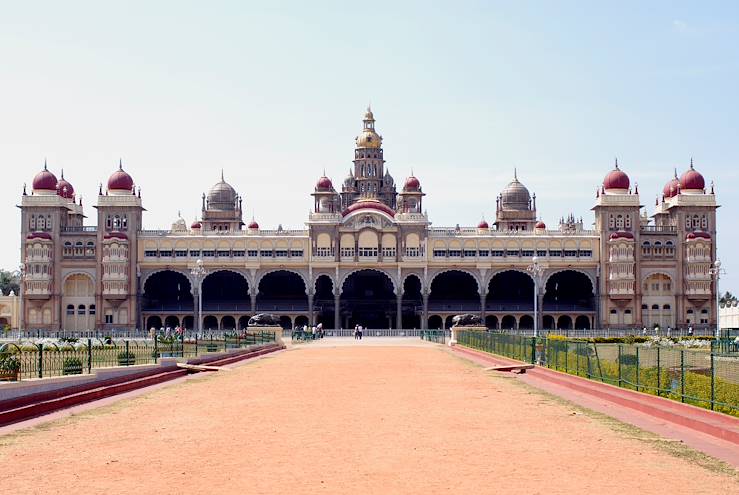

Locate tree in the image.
[0,269,20,296]
[721,291,738,305]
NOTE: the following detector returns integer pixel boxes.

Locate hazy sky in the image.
[0,1,737,289]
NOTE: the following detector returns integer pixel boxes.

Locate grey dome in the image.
[500,173,531,211]
[207,174,238,211]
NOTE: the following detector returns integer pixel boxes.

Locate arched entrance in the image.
[314,275,335,329]
[341,270,395,329]
[575,315,591,329]
[221,315,236,330]
[143,271,193,312]
[485,315,498,329]
[487,270,533,312]
[501,315,516,329]
[203,315,219,331]
[295,315,309,328]
[164,315,180,328]
[428,315,443,329]
[238,315,250,329]
[278,316,292,330]
[62,274,95,331]
[257,271,308,312]
[544,271,594,312]
[182,315,194,330]
[543,315,555,330]
[401,275,422,329]
[429,271,480,314]
[146,315,162,330]
[557,315,573,330]
[519,315,534,329]
[202,271,249,312]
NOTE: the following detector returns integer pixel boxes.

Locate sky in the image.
[0,1,737,289]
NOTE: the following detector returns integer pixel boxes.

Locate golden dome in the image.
[356,129,382,148]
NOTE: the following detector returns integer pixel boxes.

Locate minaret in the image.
[342,106,397,209]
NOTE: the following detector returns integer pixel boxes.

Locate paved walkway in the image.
[0,345,736,494]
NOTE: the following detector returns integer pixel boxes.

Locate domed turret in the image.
[404,175,420,191]
[108,160,135,193]
[680,159,705,193]
[355,106,382,149]
[343,168,355,188]
[477,218,489,230]
[191,220,202,230]
[603,159,630,192]
[316,175,333,190]
[500,170,531,211]
[32,161,58,193]
[248,218,259,230]
[56,170,75,200]
[535,220,546,230]
[207,171,238,211]
[663,169,679,199]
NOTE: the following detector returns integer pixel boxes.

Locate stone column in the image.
[250,293,257,315]
[334,293,340,329]
[422,292,429,329]
[396,292,402,329]
[480,292,487,322]
[308,293,314,325]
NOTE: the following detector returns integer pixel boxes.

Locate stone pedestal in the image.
[248,325,284,346]
[449,325,486,346]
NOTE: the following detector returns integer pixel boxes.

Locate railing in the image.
[420,330,447,344]
[640,225,677,233]
[456,331,739,417]
[61,226,98,233]
[0,332,276,381]
[428,228,597,237]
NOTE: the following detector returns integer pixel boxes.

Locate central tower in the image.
[341,107,397,210]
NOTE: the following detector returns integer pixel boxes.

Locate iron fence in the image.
[420,330,447,344]
[456,331,739,417]
[0,332,276,381]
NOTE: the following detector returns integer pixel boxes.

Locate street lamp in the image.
[709,259,723,339]
[526,256,545,338]
[190,259,208,335]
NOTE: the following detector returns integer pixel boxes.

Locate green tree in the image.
[0,269,20,296]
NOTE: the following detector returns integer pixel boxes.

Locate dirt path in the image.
[0,346,736,494]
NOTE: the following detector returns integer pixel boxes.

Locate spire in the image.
[514,167,518,180]
[674,167,678,179]
[221,168,224,181]
[119,158,123,170]
[690,157,694,169]
[60,168,64,179]
[614,157,619,170]
[44,158,47,170]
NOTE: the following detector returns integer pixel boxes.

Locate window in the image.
[463,250,476,257]
[521,250,534,257]
[491,250,504,257]
[89,305,96,315]
[260,250,273,257]
[610,309,617,314]
[105,314,113,324]
[548,250,562,257]
[189,250,201,257]
[448,250,461,257]
[624,309,632,315]
[159,250,173,257]
[384,247,397,257]
[505,250,519,257]
[651,304,659,310]
[30,215,36,230]
[175,250,188,257]
[78,305,86,315]
[433,249,446,257]
[216,250,230,257]
[247,250,259,257]
[358,247,377,257]
[290,250,304,257]
[66,304,75,315]
[275,250,288,257]
[144,250,157,257]
[478,250,489,257]
[563,250,577,257]
[536,250,547,257]
[232,250,245,257]
[314,247,333,257]
[202,250,215,257]
[663,304,671,310]
[578,250,592,257]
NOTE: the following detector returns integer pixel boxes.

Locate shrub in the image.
[63,357,83,375]
[0,355,21,372]
[117,351,136,366]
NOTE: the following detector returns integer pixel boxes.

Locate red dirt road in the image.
[0,345,736,494]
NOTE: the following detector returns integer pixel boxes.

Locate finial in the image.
[79,196,82,206]
[44,158,48,170]
[614,157,619,169]
[323,167,326,177]
[99,183,103,195]
[221,168,224,181]
[177,210,181,218]
[690,157,694,169]
[514,167,518,180]
[410,167,414,176]
[674,167,678,178]
[634,182,638,194]
[23,183,27,195]
[711,181,715,194]
[60,168,64,179]
[367,102,371,113]
[119,158,123,170]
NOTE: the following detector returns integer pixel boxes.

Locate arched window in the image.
[78,305,86,315]
[37,216,45,230]
[662,304,671,310]
[113,215,121,229]
[89,304,96,315]
[30,215,36,230]
[66,304,75,315]
[651,304,659,310]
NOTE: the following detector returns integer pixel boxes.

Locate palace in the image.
[18,108,719,331]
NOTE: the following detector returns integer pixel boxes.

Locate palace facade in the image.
[18,108,719,331]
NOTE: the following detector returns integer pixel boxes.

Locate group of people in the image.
[295,323,324,340]
[354,324,364,340]
[641,325,694,337]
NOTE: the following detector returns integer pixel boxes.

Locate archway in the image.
[543,315,555,330]
[401,275,422,329]
[445,315,456,329]
[314,275,335,329]
[203,271,249,312]
[182,315,194,330]
[279,316,292,330]
[575,315,590,329]
[485,315,498,329]
[341,270,395,329]
[428,315,443,330]
[295,315,309,328]
[557,315,573,330]
[221,315,236,330]
[238,316,250,330]
[429,270,480,313]
[487,270,534,312]
[143,271,193,312]
[544,271,594,312]
[146,315,162,330]
[519,315,534,329]
[203,315,219,331]
[62,273,95,331]
[164,315,180,328]
[501,315,516,329]
[257,271,308,312]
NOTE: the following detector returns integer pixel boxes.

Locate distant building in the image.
[18,108,719,331]
[0,293,19,330]
[720,302,739,330]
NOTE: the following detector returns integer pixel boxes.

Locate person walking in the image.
[642,326,647,337]
[354,324,359,340]
[687,324,694,337]
[358,324,363,340]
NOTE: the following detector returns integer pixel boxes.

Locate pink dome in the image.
[32,164,58,191]
[535,220,546,229]
[477,219,489,229]
[108,162,134,192]
[609,230,634,240]
[404,176,420,190]
[680,162,705,191]
[191,221,202,229]
[248,219,259,229]
[316,176,333,190]
[103,231,128,240]
[686,231,711,240]
[603,162,630,191]
[56,172,74,199]
[663,175,679,198]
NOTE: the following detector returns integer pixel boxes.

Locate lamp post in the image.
[526,256,545,338]
[709,259,723,339]
[190,259,208,335]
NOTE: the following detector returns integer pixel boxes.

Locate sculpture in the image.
[247,313,281,326]
[451,314,483,327]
